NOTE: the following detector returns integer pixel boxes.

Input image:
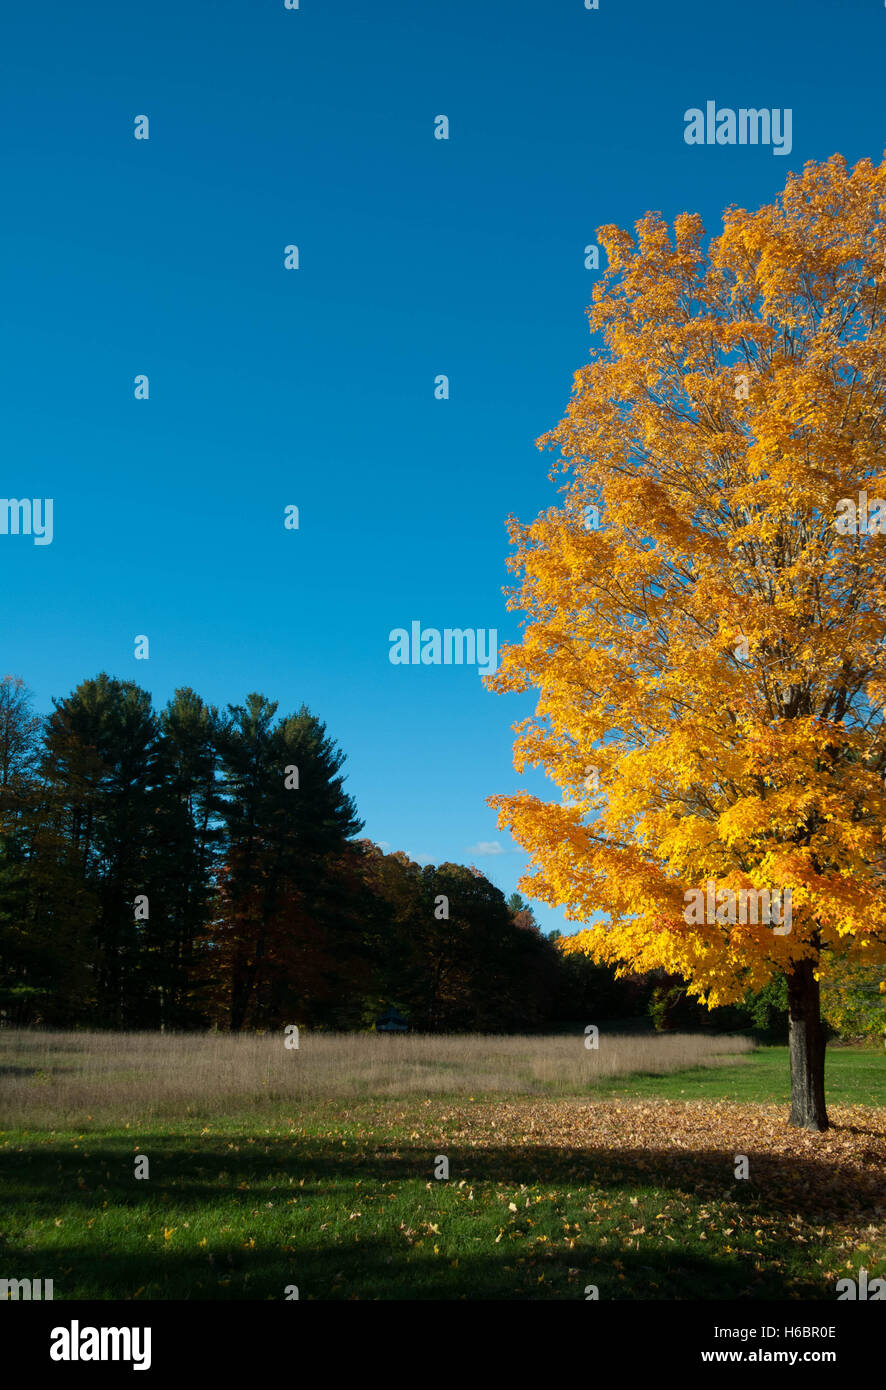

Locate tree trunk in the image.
[787,958,829,1131]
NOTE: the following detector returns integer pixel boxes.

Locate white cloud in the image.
[465,841,506,856]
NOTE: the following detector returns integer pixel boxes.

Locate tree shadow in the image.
[0,1236,821,1302]
[2,1133,879,1215]
[1,1127,879,1300]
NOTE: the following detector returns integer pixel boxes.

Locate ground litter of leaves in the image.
[3,1097,883,1298]
[395,1096,886,1188]
[360,1095,886,1204]
[347,1096,886,1294]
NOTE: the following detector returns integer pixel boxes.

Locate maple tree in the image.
[489,153,886,1130]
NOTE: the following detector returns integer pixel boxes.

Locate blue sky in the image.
[2,0,883,933]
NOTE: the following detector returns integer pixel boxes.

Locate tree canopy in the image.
[488,154,886,1127]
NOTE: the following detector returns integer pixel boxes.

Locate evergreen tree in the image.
[217,695,362,1029]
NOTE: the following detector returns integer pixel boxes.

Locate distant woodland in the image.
[0,674,879,1038]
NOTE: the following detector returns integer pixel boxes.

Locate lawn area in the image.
[1,1032,883,1300]
[597,1042,886,1106]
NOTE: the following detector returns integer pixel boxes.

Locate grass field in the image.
[1,1029,883,1300]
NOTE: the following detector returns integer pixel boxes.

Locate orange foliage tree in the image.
[488,154,886,1130]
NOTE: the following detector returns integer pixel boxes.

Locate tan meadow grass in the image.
[0,1027,754,1127]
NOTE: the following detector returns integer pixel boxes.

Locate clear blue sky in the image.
[2,0,882,934]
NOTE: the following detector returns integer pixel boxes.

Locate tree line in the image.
[1,672,880,1037]
[0,672,616,1032]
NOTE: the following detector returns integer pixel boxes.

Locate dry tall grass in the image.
[0,1028,754,1127]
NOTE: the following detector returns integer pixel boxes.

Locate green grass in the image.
[1,1042,883,1301]
[597,1043,886,1105]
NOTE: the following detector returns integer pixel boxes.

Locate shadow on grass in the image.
[2,1130,879,1215]
[0,1125,878,1299]
[0,1236,821,1302]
